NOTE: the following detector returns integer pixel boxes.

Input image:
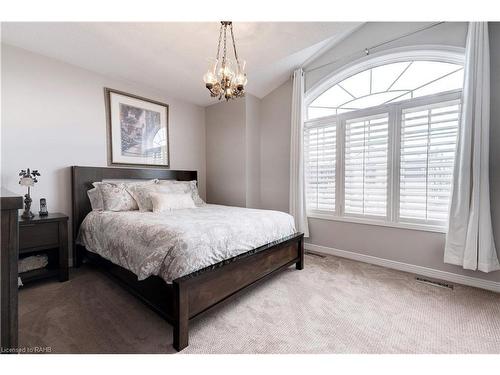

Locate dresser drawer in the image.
[19,222,59,250]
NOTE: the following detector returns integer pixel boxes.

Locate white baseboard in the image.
[305,243,500,293]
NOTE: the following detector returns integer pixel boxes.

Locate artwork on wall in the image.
[105,88,169,167]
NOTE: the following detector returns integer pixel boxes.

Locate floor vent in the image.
[415,276,454,290]
[305,251,326,258]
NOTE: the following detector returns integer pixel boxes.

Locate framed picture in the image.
[105,88,169,167]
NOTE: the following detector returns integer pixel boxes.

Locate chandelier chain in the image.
[229,23,241,70]
[216,23,223,61]
[222,23,227,67]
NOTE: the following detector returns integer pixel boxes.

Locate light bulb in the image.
[203,58,218,85]
[203,71,216,85]
[235,59,247,88]
[219,61,234,79]
[235,73,247,86]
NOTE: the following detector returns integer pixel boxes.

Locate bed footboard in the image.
[172,232,304,351]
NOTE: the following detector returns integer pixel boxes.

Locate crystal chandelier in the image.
[203,21,247,101]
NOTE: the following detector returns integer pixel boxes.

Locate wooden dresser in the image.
[1,188,23,353]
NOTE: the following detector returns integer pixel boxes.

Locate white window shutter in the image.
[344,115,389,217]
[305,124,336,212]
[399,100,460,224]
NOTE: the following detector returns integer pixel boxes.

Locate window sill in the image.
[307,212,447,234]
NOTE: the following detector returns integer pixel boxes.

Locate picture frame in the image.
[104,88,170,168]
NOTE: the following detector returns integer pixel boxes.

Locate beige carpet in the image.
[18,252,500,354]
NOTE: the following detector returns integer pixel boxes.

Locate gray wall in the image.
[245,94,261,208]
[489,22,500,259]
[205,94,261,208]
[258,22,500,282]
[260,80,292,212]
[205,98,246,207]
[1,44,207,259]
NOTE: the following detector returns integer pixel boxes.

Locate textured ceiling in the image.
[1,22,361,106]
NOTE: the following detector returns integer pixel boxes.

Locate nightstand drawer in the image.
[19,222,59,250]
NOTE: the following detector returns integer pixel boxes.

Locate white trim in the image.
[304,243,500,293]
[307,211,447,233]
[305,45,465,105]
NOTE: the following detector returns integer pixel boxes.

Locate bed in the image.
[71,166,304,351]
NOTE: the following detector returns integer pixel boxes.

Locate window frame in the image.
[304,89,462,233]
[304,47,464,233]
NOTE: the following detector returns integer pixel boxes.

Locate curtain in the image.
[444,22,500,272]
[289,68,309,237]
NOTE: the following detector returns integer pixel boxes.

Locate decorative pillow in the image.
[94,182,138,212]
[156,180,205,206]
[150,192,196,212]
[127,183,176,212]
[87,187,103,211]
[92,180,157,212]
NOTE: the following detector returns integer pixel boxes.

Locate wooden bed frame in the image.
[71,166,304,352]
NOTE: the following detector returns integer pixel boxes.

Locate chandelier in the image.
[203,21,247,101]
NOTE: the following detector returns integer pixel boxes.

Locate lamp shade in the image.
[19,176,34,187]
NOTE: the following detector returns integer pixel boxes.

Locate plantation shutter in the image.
[304,123,336,212]
[399,100,460,224]
[344,114,389,217]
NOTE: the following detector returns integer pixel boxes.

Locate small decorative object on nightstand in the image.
[39,198,48,216]
[18,168,40,220]
[18,213,69,284]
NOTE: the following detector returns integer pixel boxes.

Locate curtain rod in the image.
[304,22,446,74]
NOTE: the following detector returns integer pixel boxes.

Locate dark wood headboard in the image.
[71,166,197,245]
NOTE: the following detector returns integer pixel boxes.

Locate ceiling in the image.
[1,22,361,106]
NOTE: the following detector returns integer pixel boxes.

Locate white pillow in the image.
[156,180,205,206]
[87,187,103,211]
[127,184,171,212]
[150,192,196,212]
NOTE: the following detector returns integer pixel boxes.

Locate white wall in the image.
[258,22,500,283]
[1,44,206,255]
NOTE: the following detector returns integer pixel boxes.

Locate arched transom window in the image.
[304,50,464,230]
[308,60,464,120]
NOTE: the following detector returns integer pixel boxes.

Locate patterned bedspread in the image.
[77,204,296,283]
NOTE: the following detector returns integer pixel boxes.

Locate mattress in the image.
[77,204,296,283]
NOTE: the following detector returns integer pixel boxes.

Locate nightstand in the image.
[18,213,69,284]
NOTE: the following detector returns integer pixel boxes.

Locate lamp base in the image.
[22,193,34,219]
[21,211,35,219]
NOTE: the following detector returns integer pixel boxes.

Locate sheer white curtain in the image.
[444,22,500,272]
[289,68,309,237]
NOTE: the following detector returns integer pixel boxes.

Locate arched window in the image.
[304,48,464,230]
[308,60,463,119]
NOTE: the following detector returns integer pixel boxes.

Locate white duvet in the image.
[77,204,296,283]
